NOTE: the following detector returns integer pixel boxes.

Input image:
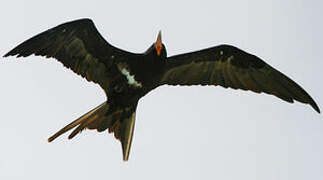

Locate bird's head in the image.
[146,31,167,58]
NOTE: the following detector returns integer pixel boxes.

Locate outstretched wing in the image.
[160,45,320,113]
[4,18,135,90]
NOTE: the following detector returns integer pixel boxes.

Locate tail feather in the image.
[48,102,108,142]
[47,101,138,161]
[121,112,136,161]
[93,109,123,132]
[67,114,100,139]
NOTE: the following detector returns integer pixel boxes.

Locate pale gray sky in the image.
[1,0,322,180]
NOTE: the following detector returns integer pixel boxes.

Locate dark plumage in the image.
[3,18,320,161]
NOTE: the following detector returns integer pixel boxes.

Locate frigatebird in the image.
[4,19,320,161]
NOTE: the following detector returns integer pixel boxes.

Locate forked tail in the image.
[48,101,138,161]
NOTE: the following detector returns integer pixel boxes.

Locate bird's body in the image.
[3,18,320,161]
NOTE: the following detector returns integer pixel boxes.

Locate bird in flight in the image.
[4,19,320,161]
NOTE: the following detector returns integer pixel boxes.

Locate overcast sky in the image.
[1,0,322,180]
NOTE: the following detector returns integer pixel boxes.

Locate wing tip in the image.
[3,51,15,58]
[4,46,33,58]
[310,102,320,114]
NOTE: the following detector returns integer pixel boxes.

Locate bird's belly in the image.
[119,67,143,88]
[109,61,164,106]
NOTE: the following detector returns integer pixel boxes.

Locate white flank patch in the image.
[121,68,143,88]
